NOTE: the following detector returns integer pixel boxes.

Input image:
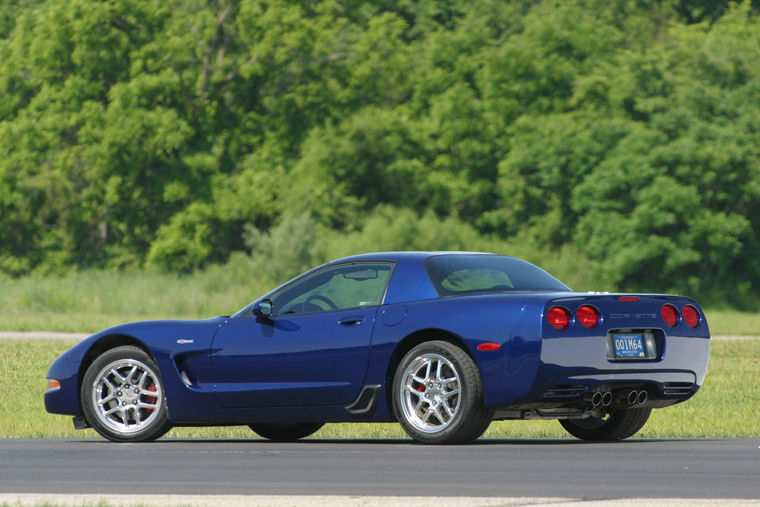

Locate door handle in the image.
[339,315,365,327]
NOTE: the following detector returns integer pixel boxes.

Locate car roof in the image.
[326,251,498,264]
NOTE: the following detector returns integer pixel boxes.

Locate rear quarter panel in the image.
[366,294,553,417]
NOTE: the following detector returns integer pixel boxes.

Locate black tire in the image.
[559,407,652,441]
[81,345,171,442]
[392,340,492,444]
[249,422,324,441]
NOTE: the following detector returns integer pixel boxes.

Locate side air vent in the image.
[543,384,589,399]
[663,382,694,395]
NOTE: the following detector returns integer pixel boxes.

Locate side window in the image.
[271,263,393,316]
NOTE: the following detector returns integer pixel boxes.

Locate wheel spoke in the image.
[101,377,116,391]
[440,400,454,418]
[424,360,432,381]
[125,366,138,383]
[443,388,459,398]
[110,368,126,383]
[131,408,144,426]
[138,371,149,388]
[98,394,115,405]
[435,360,443,381]
[421,406,434,424]
[405,385,422,396]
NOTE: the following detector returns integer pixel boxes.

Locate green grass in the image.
[2,338,757,440]
[702,310,760,336]
[0,265,271,333]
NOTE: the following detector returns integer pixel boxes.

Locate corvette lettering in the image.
[609,313,657,319]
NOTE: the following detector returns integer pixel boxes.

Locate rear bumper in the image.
[491,334,709,412]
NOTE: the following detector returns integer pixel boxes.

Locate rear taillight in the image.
[683,305,700,328]
[547,306,571,330]
[661,304,679,327]
[576,305,599,328]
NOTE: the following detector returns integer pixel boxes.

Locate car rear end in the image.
[500,294,710,418]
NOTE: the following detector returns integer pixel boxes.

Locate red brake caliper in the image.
[142,385,157,413]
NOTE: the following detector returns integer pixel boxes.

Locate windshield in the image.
[425,254,570,297]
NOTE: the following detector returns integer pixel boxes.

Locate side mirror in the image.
[252,298,273,319]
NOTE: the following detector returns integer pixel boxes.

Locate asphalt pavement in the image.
[1,438,759,500]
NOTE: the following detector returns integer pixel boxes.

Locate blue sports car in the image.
[45,252,710,444]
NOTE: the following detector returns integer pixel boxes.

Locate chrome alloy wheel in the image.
[398,353,461,433]
[90,358,163,435]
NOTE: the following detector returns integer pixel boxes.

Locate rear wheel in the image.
[393,341,492,444]
[559,407,651,441]
[81,345,171,442]
[249,422,324,441]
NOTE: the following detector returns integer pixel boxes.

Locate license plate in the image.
[613,333,646,359]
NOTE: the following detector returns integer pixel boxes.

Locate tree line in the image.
[1,0,759,306]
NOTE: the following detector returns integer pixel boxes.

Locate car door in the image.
[211,262,393,408]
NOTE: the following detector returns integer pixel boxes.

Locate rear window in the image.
[425,254,570,297]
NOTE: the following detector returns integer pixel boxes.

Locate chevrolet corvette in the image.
[45,252,710,444]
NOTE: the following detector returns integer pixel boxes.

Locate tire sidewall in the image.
[81,345,170,442]
[392,340,481,444]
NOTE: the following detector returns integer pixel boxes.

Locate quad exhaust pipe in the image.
[626,390,648,406]
[591,390,647,409]
[590,391,613,408]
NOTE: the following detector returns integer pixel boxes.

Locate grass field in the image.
[1,338,757,440]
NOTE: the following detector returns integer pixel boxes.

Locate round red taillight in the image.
[577,305,599,328]
[547,306,571,330]
[661,304,679,327]
[683,305,700,328]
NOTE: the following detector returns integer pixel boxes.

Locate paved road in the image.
[1,439,759,499]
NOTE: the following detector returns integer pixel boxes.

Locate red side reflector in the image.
[619,296,639,302]
[477,342,501,351]
[683,305,700,328]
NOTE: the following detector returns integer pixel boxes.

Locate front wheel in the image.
[80,345,171,442]
[559,407,652,441]
[249,422,324,441]
[393,341,492,444]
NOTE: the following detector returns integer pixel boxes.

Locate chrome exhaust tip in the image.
[591,392,603,408]
[637,390,648,405]
[627,390,638,405]
[601,391,613,407]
